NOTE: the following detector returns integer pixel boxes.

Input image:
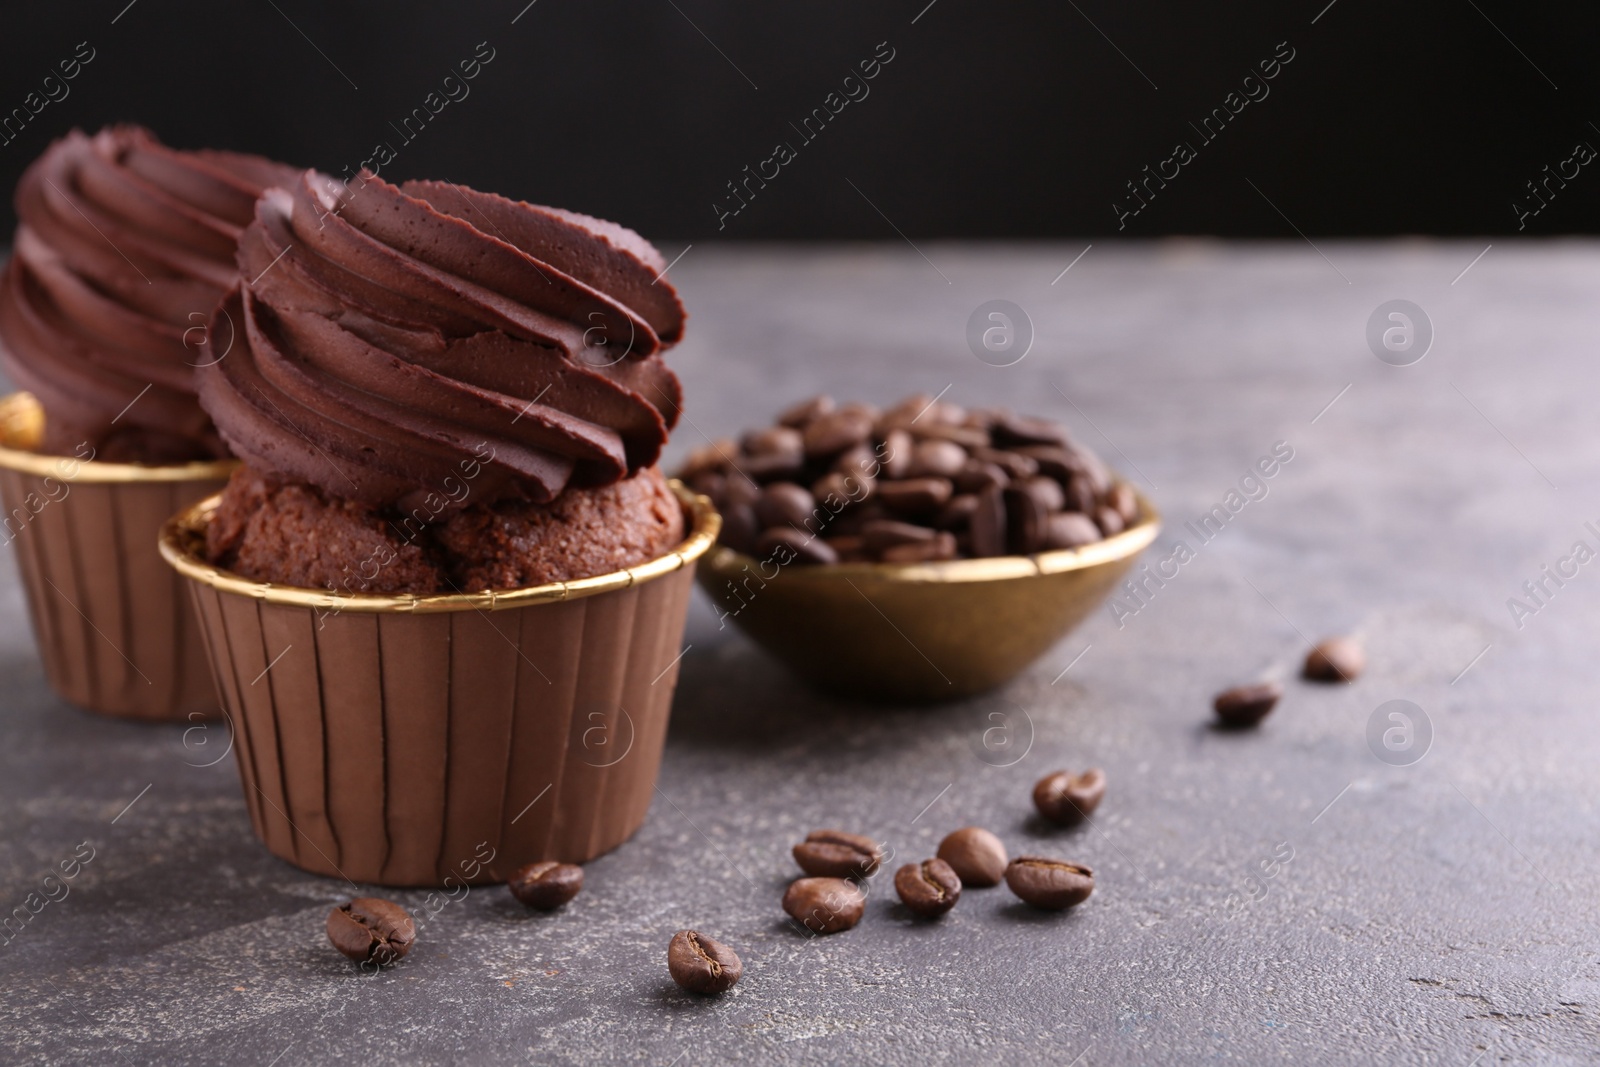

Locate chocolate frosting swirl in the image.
[0,126,299,460]
[197,171,685,510]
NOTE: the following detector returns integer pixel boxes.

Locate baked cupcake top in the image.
[0,125,299,462]
[197,171,685,513]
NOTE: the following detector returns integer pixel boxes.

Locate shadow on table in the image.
[663,640,989,759]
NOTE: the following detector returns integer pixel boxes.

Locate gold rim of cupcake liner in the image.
[160,479,722,614]
[0,392,239,483]
[704,487,1160,584]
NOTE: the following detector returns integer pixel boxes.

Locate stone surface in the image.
[3,241,1599,1065]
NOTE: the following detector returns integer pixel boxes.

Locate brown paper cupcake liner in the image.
[0,393,234,721]
[159,480,719,887]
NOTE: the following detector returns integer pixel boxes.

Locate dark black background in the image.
[0,0,1595,240]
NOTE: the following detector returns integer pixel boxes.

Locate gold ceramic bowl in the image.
[698,488,1158,701]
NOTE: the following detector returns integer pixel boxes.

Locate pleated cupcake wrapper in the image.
[0,393,233,721]
[161,484,717,887]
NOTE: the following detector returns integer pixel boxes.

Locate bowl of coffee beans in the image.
[677,393,1158,700]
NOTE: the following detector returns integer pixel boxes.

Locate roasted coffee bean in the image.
[833,443,876,480]
[1063,472,1098,515]
[912,422,990,449]
[1032,768,1107,826]
[1005,857,1094,910]
[881,532,957,563]
[1015,445,1078,484]
[508,861,584,910]
[682,396,1126,566]
[880,393,935,427]
[861,519,936,553]
[936,827,1008,887]
[971,484,1008,557]
[868,431,904,480]
[954,459,1009,494]
[778,394,835,428]
[972,447,1039,481]
[935,494,979,530]
[1072,447,1113,495]
[783,877,867,934]
[687,470,727,503]
[909,439,968,479]
[719,502,760,556]
[721,474,761,508]
[743,426,803,457]
[832,500,891,536]
[838,401,881,423]
[755,483,817,531]
[803,410,873,458]
[826,534,868,561]
[679,439,738,479]
[667,930,743,994]
[1213,681,1283,728]
[878,477,953,516]
[894,858,962,919]
[1304,637,1365,682]
[991,414,1070,448]
[793,829,882,879]
[327,898,415,966]
[1004,484,1051,553]
[1108,482,1138,523]
[813,471,873,508]
[741,450,804,482]
[755,527,838,565]
[1020,475,1065,513]
[1044,512,1102,550]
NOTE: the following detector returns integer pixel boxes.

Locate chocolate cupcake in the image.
[0,126,297,719]
[162,171,715,885]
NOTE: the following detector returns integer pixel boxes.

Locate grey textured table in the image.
[3,242,1599,1065]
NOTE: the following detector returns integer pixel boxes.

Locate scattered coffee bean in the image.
[667,930,743,994]
[507,861,583,910]
[326,898,416,967]
[680,396,1131,564]
[1213,681,1283,728]
[894,858,962,919]
[783,877,867,934]
[1304,636,1365,682]
[936,827,1009,887]
[1005,857,1095,910]
[1032,768,1107,826]
[793,829,882,879]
